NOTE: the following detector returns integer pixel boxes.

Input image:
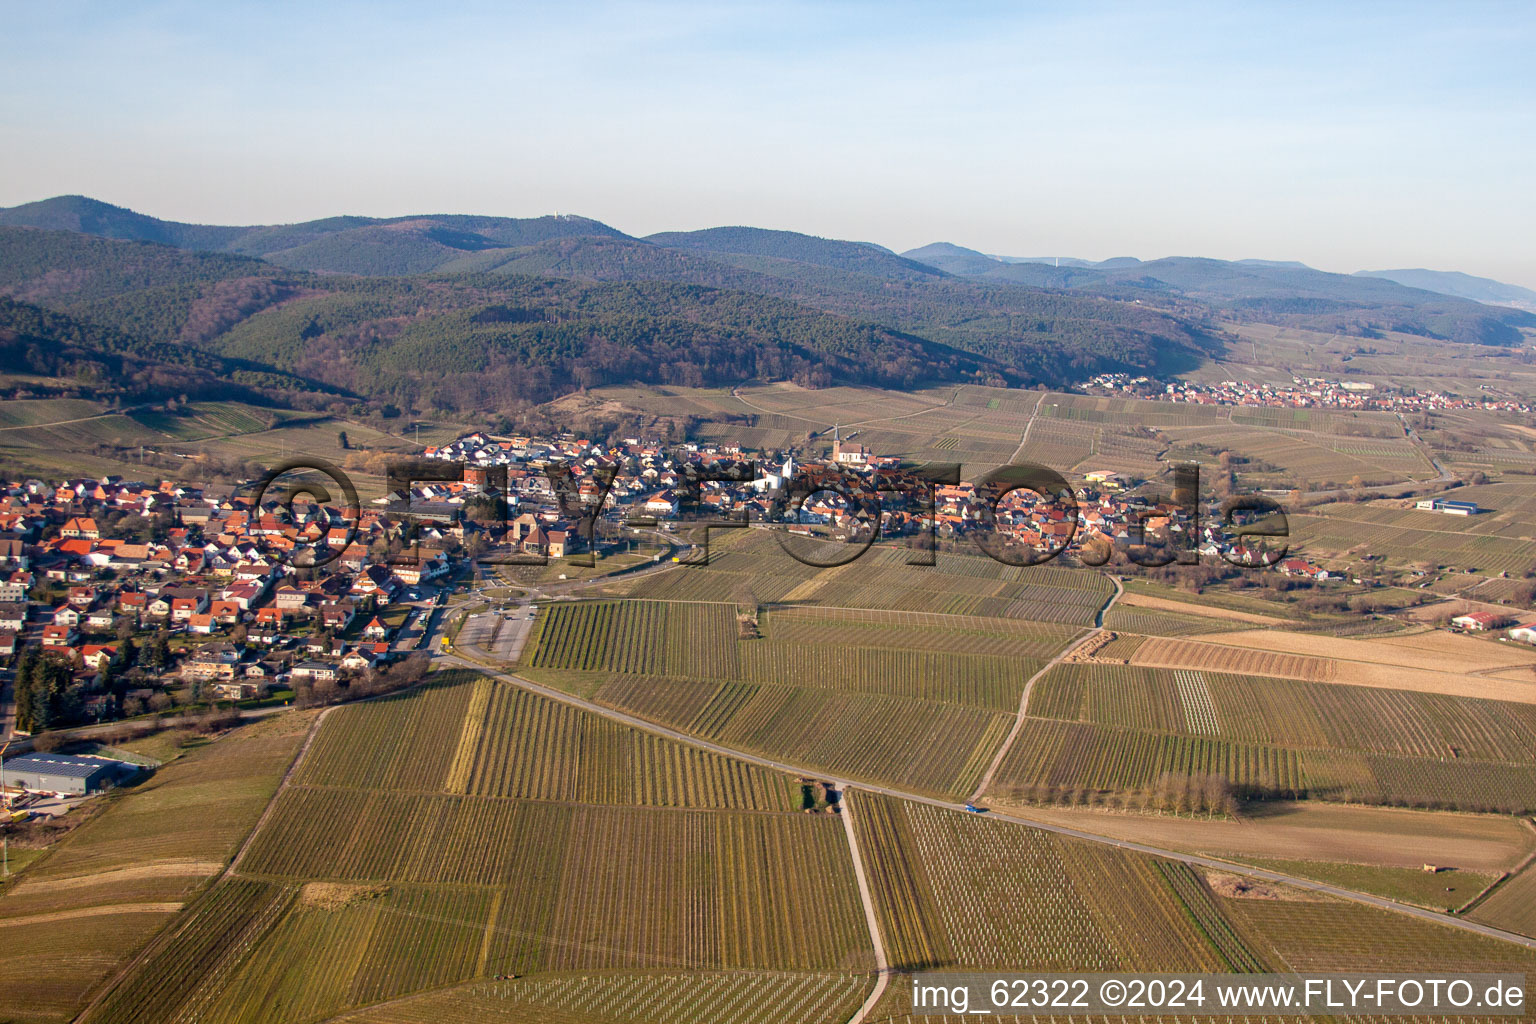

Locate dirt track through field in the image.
[968,576,1124,802]
[985,803,1535,873]
[840,791,889,1024]
[3,859,223,893]
[0,902,183,928]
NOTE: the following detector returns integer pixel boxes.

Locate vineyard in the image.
[991,663,1536,811]
[852,793,1231,973]
[335,972,871,1024]
[83,879,293,1024]
[0,713,313,1024]
[1101,606,1233,636]
[1290,504,1536,576]
[1121,631,1536,702]
[1227,897,1536,974]
[238,800,870,972]
[1130,635,1339,681]
[1031,663,1536,762]
[525,599,1065,707]
[298,673,797,810]
[988,718,1308,800]
[686,685,1014,797]
[76,669,877,1024]
[618,532,1115,625]
[1471,865,1536,939]
[521,597,1072,795]
[187,885,492,1023]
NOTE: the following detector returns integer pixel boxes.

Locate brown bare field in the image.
[1130,635,1338,682]
[1134,632,1536,703]
[1209,627,1536,673]
[983,802,1536,873]
[1116,591,1288,626]
[1206,872,1327,902]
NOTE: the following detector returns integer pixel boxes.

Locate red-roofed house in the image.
[61,517,100,540]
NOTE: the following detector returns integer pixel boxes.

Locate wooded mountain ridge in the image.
[0,195,1530,421]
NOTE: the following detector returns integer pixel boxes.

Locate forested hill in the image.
[9,193,1528,422]
[643,226,942,280]
[0,226,1035,415]
[0,213,1222,417]
[0,196,625,273]
[0,295,327,403]
[900,244,1536,346]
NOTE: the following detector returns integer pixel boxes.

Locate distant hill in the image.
[901,244,1536,346]
[1355,268,1536,311]
[0,196,627,276]
[0,227,1030,413]
[0,293,329,403]
[15,194,1533,417]
[900,242,1004,277]
[0,195,246,250]
[646,226,941,281]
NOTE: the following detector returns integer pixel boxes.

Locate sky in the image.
[3,2,1536,286]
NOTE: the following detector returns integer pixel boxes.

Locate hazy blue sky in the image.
[4,2,1535,285]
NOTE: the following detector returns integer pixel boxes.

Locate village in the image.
[0,421,1504,784]
[1080,372,1536,415]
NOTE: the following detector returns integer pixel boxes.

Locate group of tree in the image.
[13,648,82,734]
[291,653,430,708]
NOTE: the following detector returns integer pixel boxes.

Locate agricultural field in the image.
[0,391,453,497]
[994,801,1536,874]
[614,531,1116,624]
[578,382,1035,468]
[989,662,1536,813]
[334,971,871,1024]
[0,713,314,1024]
[517,590,1086,796]
[1470,861,1536,939]
[852,792,1251,973]
[1118,580,1303,621]
[1033,391,1435,489]
[293,673,798,808]
[525,599,1076,709]
[84,671,877,1024]
[1241,858,1500,912]
[1100,606,1234,637]
[1291,497,1536,576]
[854,794,1536,1022]
[1124,630,1536,703]
[1224,895,1536,975]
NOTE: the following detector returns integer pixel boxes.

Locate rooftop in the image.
[1,752,134,779]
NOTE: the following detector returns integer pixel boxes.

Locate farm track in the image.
[1005,391,1049,464]
[729,382,961,433]
[226,707,330,875]
[839,791,889,1024]
[1461,818,1536,916]
[968,576,1123,801]
[0,409,150,433]
[71,707,330,1024]
[442,643,1536,953]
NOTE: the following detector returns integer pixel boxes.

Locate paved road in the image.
[441,644,1536,952]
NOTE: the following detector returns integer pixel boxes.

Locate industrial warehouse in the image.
[0,752,140,798]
